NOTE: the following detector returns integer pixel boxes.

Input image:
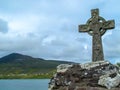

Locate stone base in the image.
[48,61,120,90]
[55,86,120,90]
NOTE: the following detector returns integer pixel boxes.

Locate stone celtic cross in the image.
[79,9,115,62]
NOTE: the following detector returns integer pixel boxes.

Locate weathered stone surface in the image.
[98,73,120,89]
[79,8,115,62]
[48,61,120,90]
[57,64,73,73]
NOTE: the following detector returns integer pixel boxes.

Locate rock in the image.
[98,73,120,89]
[48,61,120,90]
[57,64,73,73]
[80,61,109,70]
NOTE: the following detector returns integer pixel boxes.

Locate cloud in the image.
[0,19,8,33]
[0,0,119,64]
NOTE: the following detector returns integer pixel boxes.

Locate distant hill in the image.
[0,53,73,74]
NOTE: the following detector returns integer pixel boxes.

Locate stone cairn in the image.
[48,61,120,90]
[48,9,120,90]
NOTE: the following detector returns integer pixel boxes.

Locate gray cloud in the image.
[0,19,8,33]
[102,29,120,63]
[0,0,119,64]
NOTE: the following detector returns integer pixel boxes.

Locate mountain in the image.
[0,53,73,74]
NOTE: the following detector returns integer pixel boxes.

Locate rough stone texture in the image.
[98,73,120,89]
[48,61,120,90]
[57,64,73,73]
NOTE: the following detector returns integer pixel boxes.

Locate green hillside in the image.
[0,53,73,79]
[117,63,120,67]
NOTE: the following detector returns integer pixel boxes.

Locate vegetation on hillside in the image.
[117,63,120,67]
[0,53,72,79]
[0,70,56,79]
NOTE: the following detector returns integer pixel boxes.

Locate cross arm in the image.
[103,20,115,30]
[79,24,89,32]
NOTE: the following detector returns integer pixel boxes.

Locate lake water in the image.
[0,79,49,90]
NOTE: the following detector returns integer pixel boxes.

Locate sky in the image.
[0,0,120,64]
